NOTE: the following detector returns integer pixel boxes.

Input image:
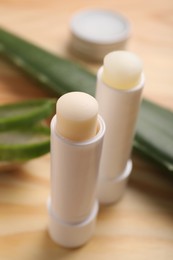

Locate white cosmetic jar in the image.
[70,9,130,61]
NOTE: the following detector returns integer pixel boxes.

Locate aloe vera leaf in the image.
[0,28,96,96]
[0,126,50,161]
[134,99,173,172]
[0,28,173,172]
[0,99,55,131]
[133,139,173,173]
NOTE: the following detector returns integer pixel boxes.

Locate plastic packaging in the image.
[48,114,105,247]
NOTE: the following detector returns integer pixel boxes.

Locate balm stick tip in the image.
[56,92,98,141]
[102,51,143,90]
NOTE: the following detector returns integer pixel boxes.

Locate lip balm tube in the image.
[48,92,105,248]
[95,51,145,204]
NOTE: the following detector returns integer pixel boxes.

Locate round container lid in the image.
[70,9,130,60]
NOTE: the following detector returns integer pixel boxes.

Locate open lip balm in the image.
[70,9,130,61]
[48,92,105,248]
[96,51,145,204]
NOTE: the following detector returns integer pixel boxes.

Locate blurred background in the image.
[0,0,173,109]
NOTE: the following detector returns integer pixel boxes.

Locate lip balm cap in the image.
[97,160,132,204]
[70,9,130,61]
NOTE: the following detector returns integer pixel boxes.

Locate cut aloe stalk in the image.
[0,28,96,96]
[0,126,50,161]
[0,28,173,172]
[0,99,55,131]
[133,140,173,173]
[134,99,173,173]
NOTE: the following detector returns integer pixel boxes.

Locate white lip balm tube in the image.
[48,92,105,248]
[95,51,145,204]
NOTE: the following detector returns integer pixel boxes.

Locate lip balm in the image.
[96,51,145,204]
[48,92,105,248]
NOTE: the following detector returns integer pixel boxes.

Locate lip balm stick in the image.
[48,92,105,248]
[96,51,145,204]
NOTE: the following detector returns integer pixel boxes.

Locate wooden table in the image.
[0,1,173,259]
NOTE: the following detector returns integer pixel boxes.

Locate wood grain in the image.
[0,0,173,259]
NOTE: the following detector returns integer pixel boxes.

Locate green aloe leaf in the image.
[0,28,172,173]
[134,99,173,172]
[0,126,50,162]
[0,28,95,96]
[0,99,55,131]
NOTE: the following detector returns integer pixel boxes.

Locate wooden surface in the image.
[0,0,173,259]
